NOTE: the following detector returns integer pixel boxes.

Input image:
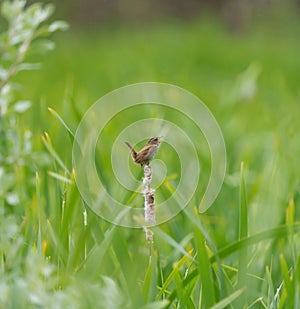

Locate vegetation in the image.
[1,0,300,308]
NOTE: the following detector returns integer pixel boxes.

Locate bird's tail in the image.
[125,142,137,159]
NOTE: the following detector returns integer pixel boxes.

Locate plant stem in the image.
[143,163,155,243]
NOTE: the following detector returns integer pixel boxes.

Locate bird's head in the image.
[146,137,162,146]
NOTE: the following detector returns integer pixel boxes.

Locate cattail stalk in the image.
[143,163,155,243]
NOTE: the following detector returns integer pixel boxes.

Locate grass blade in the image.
[157,253,191,300]
[155,227,193,259]
[35,171,42,254]
[209,288,245,309]
[210,223,300,263]
[280,254,293,307]
[239,161,248,239]
[42,132,71,175]
[48,171,73,184]
[237,161,248,307]
[265,265,276,308]
[140,300,170,309]
[142,252,158,302]
[48,107,74,141]
[194,221,216,308]
[78,224,117,275]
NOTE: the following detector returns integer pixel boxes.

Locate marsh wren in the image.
[125,137,161,166]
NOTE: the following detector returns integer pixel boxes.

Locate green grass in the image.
[2,16,300,308]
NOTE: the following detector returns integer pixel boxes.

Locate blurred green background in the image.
[21,0,300,136]
[20,0,300,263]
[2,0,300,307]
[21,0,300,229]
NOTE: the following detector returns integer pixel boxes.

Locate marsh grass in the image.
[1,6,300,308]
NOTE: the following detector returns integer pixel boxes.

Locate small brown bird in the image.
[125,137,161,166]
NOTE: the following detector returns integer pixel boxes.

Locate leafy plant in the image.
[0,0,68,210]
[0,1,68,307]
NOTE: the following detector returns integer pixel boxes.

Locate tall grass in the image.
[1,3,300,308]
